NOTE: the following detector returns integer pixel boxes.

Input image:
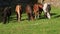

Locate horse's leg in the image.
[39,8,43,18]
[44,12,47,18]
[3,12,7,24]
[8,16,10,23]
[31,16,33,20]
[17,13,18,20]
[18,11,20,22]
[3,17,7,24]
[43,8,47,18]
[46,6,51,19]
[30,13,34,20]
[34,11,37,19]
[28,13,30,20]
[20,11,21,21]
[39,11,41,18]
[7,12,11,23]
[43,9,51,19]
[46,12,51,19]
[34,10,37,19]
[37,11,40,18]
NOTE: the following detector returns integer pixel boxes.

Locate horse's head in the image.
[38,3,43,9]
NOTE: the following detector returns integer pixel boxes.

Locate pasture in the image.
[0,6,60,34]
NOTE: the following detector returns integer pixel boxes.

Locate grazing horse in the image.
[15,4,22,22]
[33,3,51,19]
[33,4,39,19]
[33,3,43,19]
[2,7,11,24]
[25,5,34,20]
[43,3,51,19]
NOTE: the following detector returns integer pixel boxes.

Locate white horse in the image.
[43,3,51,19]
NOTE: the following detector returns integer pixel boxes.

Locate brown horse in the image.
[33,3,39,19]
[25,5,34,20]
[33,3,43,19]
[15,4,22,22]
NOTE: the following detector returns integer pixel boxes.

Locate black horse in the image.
[2,6,11,24]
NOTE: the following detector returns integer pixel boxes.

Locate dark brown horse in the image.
[25,5,34,20]
[15,4,22,22]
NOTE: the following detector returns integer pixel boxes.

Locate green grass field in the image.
[0,7,60,34]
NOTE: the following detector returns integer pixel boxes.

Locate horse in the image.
[25,4,34,20]
[43,3,51,19]
[33,3,43,19]
[33,3,39,19]
[15,4,22,22]
[33,3,51,19]
[2,6,11,24]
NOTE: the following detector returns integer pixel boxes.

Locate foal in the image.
[25,5,34,20]
[15,4,22,22]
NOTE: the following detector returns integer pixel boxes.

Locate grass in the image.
[0,7,60,34]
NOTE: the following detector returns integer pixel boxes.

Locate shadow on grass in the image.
[9,16,28,22]
[39,16,47,19]
[9,16,17,21]
[21,18,29,21]
[50,13,60,19]
[50,13,57,16]
[54,15,60,18]
[38,13,57,20]
[0,17,2,23]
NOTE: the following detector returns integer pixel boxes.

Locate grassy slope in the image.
[0,7,60,34]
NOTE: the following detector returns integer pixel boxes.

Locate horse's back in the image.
[26,5,32,13]
[3,7,11,17]
[43,3,51,12]
[33,4,39,11]
[16,5,21,13]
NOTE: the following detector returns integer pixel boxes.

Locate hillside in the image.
[41,0,60,7]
